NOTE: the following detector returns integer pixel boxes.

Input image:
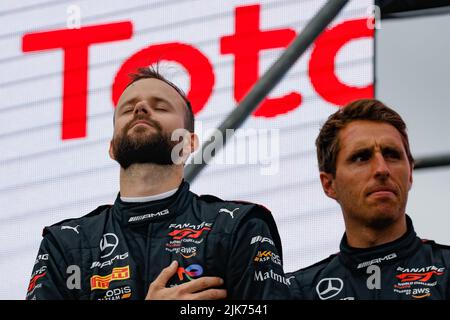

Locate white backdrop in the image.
[375,11,450,244]
[0,0,373,299]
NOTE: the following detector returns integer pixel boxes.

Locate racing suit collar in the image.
[338,215,422,270]
[113,180,193,225]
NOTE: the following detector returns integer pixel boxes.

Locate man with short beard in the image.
[288,99,450,300]
[26,67,290,300]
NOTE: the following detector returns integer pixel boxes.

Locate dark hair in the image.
[116,66,195,132]
[316,99,414,176]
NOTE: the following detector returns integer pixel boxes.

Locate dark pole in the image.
[414,154,450,170]
[185,0,350,183]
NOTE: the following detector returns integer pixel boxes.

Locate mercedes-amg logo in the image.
[99,233,119,258]
[316,278,344,300]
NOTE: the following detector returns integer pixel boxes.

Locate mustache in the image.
[366,183,398,196]
[112,118,176,168]
[125,115,162,133]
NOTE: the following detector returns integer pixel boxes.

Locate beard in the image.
[364,214,397,230]
[111,116,178,169]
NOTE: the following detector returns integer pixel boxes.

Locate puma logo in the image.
[61,225,80,234]
[219,208,239,219]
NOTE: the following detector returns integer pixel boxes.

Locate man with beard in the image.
[287,99,450,300]
[26,67,290,300]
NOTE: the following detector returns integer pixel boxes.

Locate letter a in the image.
[366,265,381,290]
[66,265,81,290]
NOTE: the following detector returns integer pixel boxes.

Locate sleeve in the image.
[225,207,292,300]
[26,233,74,300]
[285,271,304,300]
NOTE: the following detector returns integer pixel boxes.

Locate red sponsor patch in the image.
[90,266,130,290]
[396,270,444,283]
[28,272,46,293]
[168,227,211,240]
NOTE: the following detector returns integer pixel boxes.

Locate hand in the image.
[145,260,227,300]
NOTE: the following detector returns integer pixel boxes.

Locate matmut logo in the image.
[90,266,130,290]
[168,227,211,240]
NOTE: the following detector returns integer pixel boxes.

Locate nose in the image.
[133,100,151,116]
[373,152,390,180]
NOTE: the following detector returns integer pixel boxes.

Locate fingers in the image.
[151,260,178,288]
[147,266,227,300]
[179,276,224,293]
[191,288,227,300]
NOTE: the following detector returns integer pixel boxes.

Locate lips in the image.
[367,186,397,197]
[130,119,153,129]
[369,191,396,199]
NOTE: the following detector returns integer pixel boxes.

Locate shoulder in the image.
[195,194,269,213]
[193,193,278,235]
[41,204,112,248]
[286,253,340,299]
[420,238,450,263]
[288,253,339,284]
[194,193,283,253]
[193,193,273,226]
[421,239,450,251]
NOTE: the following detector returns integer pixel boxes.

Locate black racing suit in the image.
[288,215,450,300]
[26,181,291,300]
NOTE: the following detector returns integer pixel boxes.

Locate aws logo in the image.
[177,264,204,281]
[180,247,197,259]
[412,288,431,299]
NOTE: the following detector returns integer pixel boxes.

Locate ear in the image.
[190,132,199,154]
[181,132,199,160]
[173,131,199,165]
[408,162,414,191]
[109,140,115,160]
[320,171,337,200]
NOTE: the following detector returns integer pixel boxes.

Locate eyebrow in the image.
[347,144,403,158]
[117,96,175,112]
[117,97,138,111]
[381,145,403,156]
[153,96,175,110]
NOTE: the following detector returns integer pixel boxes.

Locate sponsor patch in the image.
[90,266,130,290]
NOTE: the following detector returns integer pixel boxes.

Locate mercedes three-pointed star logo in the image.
[316,278,344,300]
[99,233,119,258]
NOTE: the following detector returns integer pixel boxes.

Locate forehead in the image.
[338,120,405,152]
[117,78,185,110]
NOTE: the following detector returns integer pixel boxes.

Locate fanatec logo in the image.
[169,222,212,230]
[316,278,344,300]
[100,233,119,258]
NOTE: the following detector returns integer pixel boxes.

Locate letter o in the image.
[309,18,374,106]
[112,42,215,115]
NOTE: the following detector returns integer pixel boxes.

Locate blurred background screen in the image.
[0,0,448,299]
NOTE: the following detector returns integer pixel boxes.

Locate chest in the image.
[310,262,448,300]
[79,219,227,300]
